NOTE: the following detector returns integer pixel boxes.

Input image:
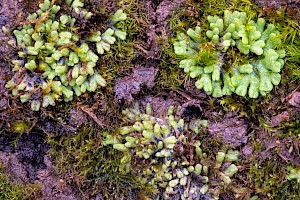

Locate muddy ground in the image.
[0,0,300,199]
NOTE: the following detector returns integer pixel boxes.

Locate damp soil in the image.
[0,0,300,199]
[0,131,80,199]
[0,131,49,182]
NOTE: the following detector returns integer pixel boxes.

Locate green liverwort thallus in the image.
[173,10,285,98]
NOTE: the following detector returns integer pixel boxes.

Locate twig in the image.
[79,105,103,127]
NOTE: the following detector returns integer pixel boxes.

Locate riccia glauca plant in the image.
[102,103,240,199]
[173,10,285,98]
[4,0,127,111]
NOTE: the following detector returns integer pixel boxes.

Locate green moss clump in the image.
[0,166,34,200]
[48,127,143,199]
[284,38,300,83]
[5,0,127,111]
[246,159,300,199]
[173,10,285,98]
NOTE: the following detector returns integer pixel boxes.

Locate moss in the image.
[0,166,38,200]
[278,118,300,137]
[156,41,186,90]
[246,159,300,199]
[284,38,300,83]
[48,126,145,199]
[0,168,25,200]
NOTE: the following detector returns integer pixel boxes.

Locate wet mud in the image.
[0,131,48,181]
